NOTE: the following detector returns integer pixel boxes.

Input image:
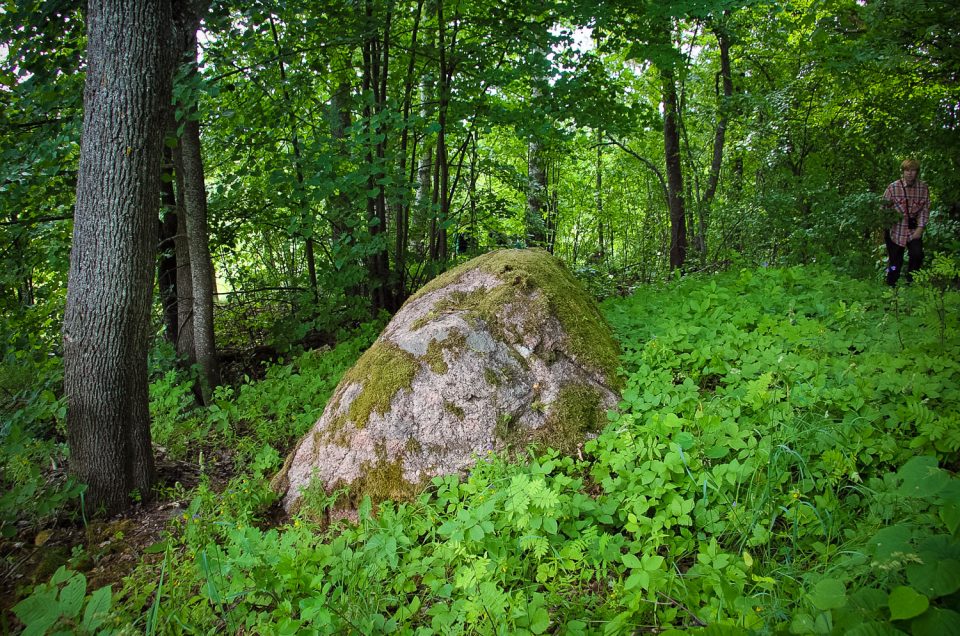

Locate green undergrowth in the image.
[12,260,960,635]
[149,319,383,461]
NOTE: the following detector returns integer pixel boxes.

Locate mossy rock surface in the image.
[276,248,621,512]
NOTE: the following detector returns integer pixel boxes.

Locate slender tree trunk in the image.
[467,132,479,253]
[596,130,605,263]
[431,0,451,264]
[170,139,195,364]
[63,0,173,515]
[415,72,435,257]
[328,79,354,245]
[177,23,219,404]
[158,146,179,345]
[362,0,393,311]
[429,0,451,264]
[526,136,547,247]
[394,0,424,303]
[526,80,547,248]
[698,21,733,260]
[9,212,34,306]
[546,160,559,253]
[662,66,687,271]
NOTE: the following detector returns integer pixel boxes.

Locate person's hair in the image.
[901,158,920,171]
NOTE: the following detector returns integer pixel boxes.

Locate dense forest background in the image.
[2,0,960,633]
[3,0,959,343]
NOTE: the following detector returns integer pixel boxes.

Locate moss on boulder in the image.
[275,248,621,512]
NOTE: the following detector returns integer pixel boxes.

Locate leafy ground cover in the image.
[4,261,960,634]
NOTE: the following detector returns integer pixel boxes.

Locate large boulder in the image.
[274,248,622,512]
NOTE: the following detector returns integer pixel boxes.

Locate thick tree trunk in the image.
[662,67,687,271]
[177,25,219,404]
[63,0,172,515]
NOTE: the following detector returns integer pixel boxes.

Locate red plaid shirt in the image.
[883,179,930,247]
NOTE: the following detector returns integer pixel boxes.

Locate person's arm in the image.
[883,183,902,214]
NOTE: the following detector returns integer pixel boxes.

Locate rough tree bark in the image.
[170,135,196,364]
[62,0,173,515]
[662,66,687,271]
[175,8,219,404]
[526,135,548,247]
[158,146,179,345]
[525,77,548,248]
[414,72,435,255]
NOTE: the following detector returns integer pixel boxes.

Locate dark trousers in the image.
[885,230,924,286]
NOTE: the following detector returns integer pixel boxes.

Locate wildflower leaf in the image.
[82,586,112,632]
[887,586,928,621]
[810,578,846,610]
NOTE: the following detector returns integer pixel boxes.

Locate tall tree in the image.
[158,146,180,345]
[692,17,733,260]
[62,0,173,515]
[662,63,687,271]
[174,2,220,403]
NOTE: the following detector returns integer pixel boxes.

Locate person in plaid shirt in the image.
[882,158,930,286]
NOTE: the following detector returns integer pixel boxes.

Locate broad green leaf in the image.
[82,585,112,632]
[810,578,847,610]
[50,566,72,585]
[870,525,913,560]
[911,608,960,636]
[844,623,908,636]
[887,586,928,620]
[790,613,816,634]
[907,558,960,598]
[941,503,960,535]
[675,432,695,450]
[643,554,664,571]
[848,588,889,613]
[58,571,86,618]
[621,553,642,569]
[897,456,949,498]
[468,524,484,541]
[625,570,650,590]
[529,605,550,634]
[13,589,59,636]
[706,446,729,459]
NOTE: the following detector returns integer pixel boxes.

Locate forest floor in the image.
[1,447,241,623]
